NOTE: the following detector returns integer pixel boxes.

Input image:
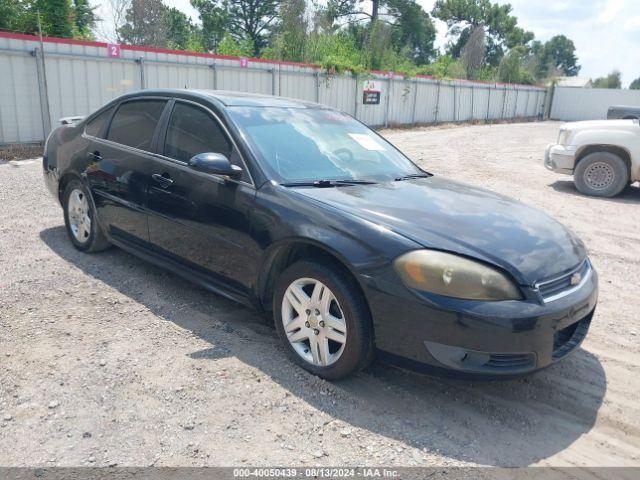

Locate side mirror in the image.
[188,152,243,179]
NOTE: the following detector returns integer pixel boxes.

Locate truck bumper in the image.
[544,144,577,175]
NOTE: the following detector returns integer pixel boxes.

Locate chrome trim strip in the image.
[537,261,592,303]
[536,259,588,287]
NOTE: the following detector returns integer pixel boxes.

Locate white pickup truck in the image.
[545,119,640,197]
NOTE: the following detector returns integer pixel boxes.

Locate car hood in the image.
[562,119,639,132]
[290,177,586,285]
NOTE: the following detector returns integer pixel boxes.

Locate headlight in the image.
[557,128,571,146]
[394,250,522,301]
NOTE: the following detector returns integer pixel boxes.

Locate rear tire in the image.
[273,260,374,380]
[574,152,628,197]
[62,179,111,252]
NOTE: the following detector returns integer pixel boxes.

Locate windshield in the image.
[227,107,423,183]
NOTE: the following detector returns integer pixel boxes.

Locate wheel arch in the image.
[58,172,104,231]
[575,144,632,178]
[256,238,371,318]
[58,171,84,204]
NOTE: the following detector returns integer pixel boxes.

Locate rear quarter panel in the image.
[43,123,91,202]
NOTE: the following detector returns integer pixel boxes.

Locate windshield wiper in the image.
[394,172,432,181]
[280,179,377,188]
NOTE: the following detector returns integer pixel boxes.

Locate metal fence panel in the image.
[0,32,548,144]
[0,49,43,142]
[318,75,356,115]
[472,87,489,120]
[456,85,473,121]
[436,84,455,122]
[413,81,438,124]
[388,79,415,125]
[551,86,640,121]
[278,70,317,102]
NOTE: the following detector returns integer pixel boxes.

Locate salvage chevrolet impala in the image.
[43,90,598,380]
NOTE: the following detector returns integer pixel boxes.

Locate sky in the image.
[419,0,640,87]
[91,0,640,87]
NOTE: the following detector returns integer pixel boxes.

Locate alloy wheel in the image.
[281,278,347,367]
[67,188,91,243]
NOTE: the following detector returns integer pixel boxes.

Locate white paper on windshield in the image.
[348,133,386,151]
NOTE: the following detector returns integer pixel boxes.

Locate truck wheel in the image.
[574,152,628,197]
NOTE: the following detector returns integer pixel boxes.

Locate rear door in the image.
[146,100,259,295]
[86,98,168,246]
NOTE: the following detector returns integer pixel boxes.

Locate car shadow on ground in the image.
[41,225,607,467]
[550,180,640,203]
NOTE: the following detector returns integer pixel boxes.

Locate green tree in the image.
[0,0,28,33]
[419,54,465,79]
[164,7,201,50]
[386,0,436,65]
[227,0,278,55]
[118,0,204,50]
[323,1,436,69]
[297,30,362,70]
[630,77,640,90]
[593,70,622,89]
[217,31,254,56]
[33,0,75,37]
[191,0,228,51]
[0,0,80,38]
[497,46,534,84]
[460,25,485,79]
[191,0,278,56]
[432,0,534,67]
[266,0,308,62]
[72,0,95,38]
[543,35,579,76]
[325,0,383,25]
[118,0,168,46]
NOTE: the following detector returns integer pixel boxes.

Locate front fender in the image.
[572,130,638,160]
[251,183,421,307]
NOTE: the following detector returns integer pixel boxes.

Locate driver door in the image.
[146,100,260,295]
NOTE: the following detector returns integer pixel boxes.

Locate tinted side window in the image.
[85,106,115,138]
[164,103,232,162]
[107,100,166,151]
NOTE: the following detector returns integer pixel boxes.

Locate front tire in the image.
[62,179,111,252]
[274,261,374,380]
[574,152,628,197]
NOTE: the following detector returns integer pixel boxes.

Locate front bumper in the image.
[544,144,577,175]
[362,266,598,378]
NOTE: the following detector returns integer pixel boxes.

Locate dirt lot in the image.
[1,121,639,468]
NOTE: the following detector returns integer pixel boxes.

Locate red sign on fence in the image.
[239,57,248,68]
[107,44,121,58]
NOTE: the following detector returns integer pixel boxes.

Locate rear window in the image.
[85,106,115,138]
[107,100,166,151]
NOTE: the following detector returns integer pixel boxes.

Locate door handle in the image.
[87,150,102,161]
[152,173,174,188]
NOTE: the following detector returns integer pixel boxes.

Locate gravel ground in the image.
[1,121,639,468]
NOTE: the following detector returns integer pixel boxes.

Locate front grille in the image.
[537,260,591,302]
[484,353,536,371]
[553,314,592,361]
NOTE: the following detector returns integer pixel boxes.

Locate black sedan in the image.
[43,89,598,380]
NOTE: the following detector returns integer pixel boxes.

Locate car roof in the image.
[124,88,329,109]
